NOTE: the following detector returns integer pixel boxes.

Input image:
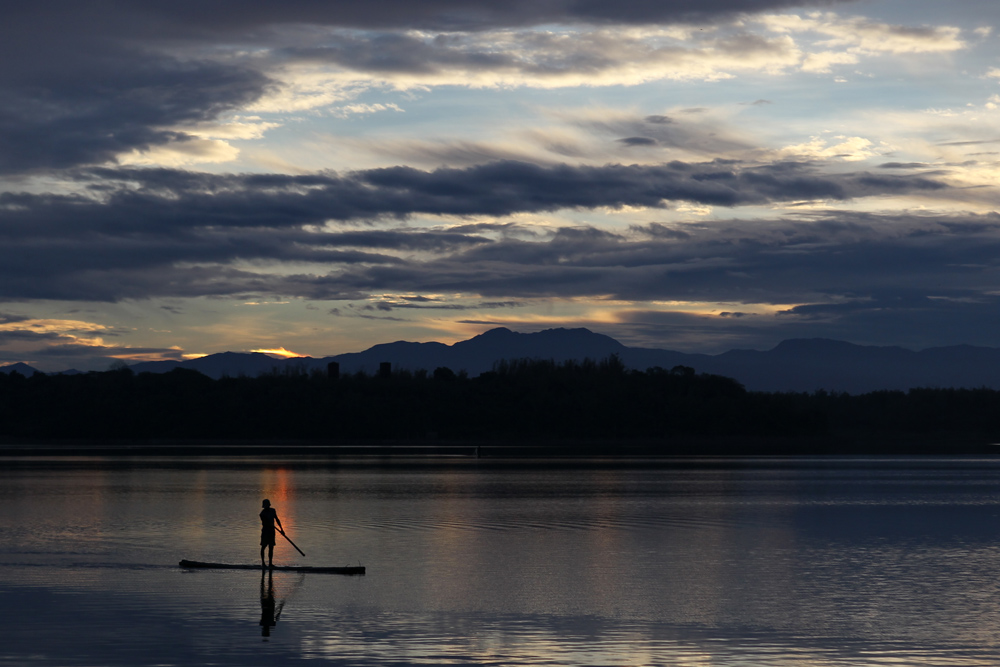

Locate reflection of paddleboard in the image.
[179,559,365,575]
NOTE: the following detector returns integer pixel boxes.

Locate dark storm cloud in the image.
[0,313,30,325]
[271,211,1000,310]
[0,159,952,300]
[342,159,944,213]
[8,192,999,349]
[0,1,856,175]
[16,159,947,232]
[0,330,65,344]
[5,2,857,35]
[0,20,270,174]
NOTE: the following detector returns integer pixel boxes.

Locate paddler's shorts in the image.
[261,527,276,546]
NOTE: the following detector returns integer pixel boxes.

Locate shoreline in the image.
[0,435,997,457]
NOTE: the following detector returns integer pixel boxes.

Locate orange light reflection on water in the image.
[259,467,296,542]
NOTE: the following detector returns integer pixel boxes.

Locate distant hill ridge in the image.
[115,327,1000,394]
[0,362,42,376]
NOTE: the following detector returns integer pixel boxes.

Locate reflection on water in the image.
[3,455,1000,665]
[258,569,307,642]
[259,570,279,638]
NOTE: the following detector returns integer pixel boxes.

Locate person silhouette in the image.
[260,499,283,569]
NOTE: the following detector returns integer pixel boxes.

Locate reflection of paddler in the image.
[259,569,284,639]
[260,499,284,569]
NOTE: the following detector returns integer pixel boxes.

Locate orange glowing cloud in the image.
[252,347,305,359]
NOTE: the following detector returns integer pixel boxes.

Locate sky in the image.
[5,0,1000,371]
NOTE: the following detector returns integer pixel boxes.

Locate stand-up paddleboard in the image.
[179,559,365,575]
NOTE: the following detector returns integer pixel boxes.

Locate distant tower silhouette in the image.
[327,361,340,380]
[379,362,391,379]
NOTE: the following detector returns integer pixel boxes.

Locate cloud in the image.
[879,162,930,169]
[247,13,966,97]
[366,296,526,311]
[266,211,1000,312]
[329,103,405,118]
[0,22,271,174]
[558,108,755,158]
[0,159,956,301]
[608,290,1000,351]
[343,107,758,169]
[0,315,186,370]
[0,317,114,337]
[5,2,857,35]
[618,137,658,147]
[341,137,551,169]
[800,50,858,73]
[9,205,1000,354]
[777,135,881,162]
[0,313,30,325]
[1,157,946,232]
[0,3,959,179]
[263,26,809,93]
[762,12,966,54]
[119,137,243,167]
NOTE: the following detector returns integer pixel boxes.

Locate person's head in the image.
[262,499,271,508]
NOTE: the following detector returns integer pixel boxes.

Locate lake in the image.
[3,453,1000,665]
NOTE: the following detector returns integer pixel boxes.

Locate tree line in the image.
[1,356,999,450]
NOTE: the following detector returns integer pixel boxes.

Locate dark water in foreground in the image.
[4,454,1000,665]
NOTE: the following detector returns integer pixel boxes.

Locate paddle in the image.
[278,527,305,557]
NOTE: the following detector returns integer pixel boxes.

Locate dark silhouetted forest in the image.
[2,356,999,452]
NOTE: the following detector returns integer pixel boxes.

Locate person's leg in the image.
[261,544,267,567]
[267,544,274,567]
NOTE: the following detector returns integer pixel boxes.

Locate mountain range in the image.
[5,327,1000,393]
[0,362,43,377]
[113,327,1000,394]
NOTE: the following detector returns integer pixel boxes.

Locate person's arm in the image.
[275,513,283,532]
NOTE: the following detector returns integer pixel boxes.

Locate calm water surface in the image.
[3,454,1000,665]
